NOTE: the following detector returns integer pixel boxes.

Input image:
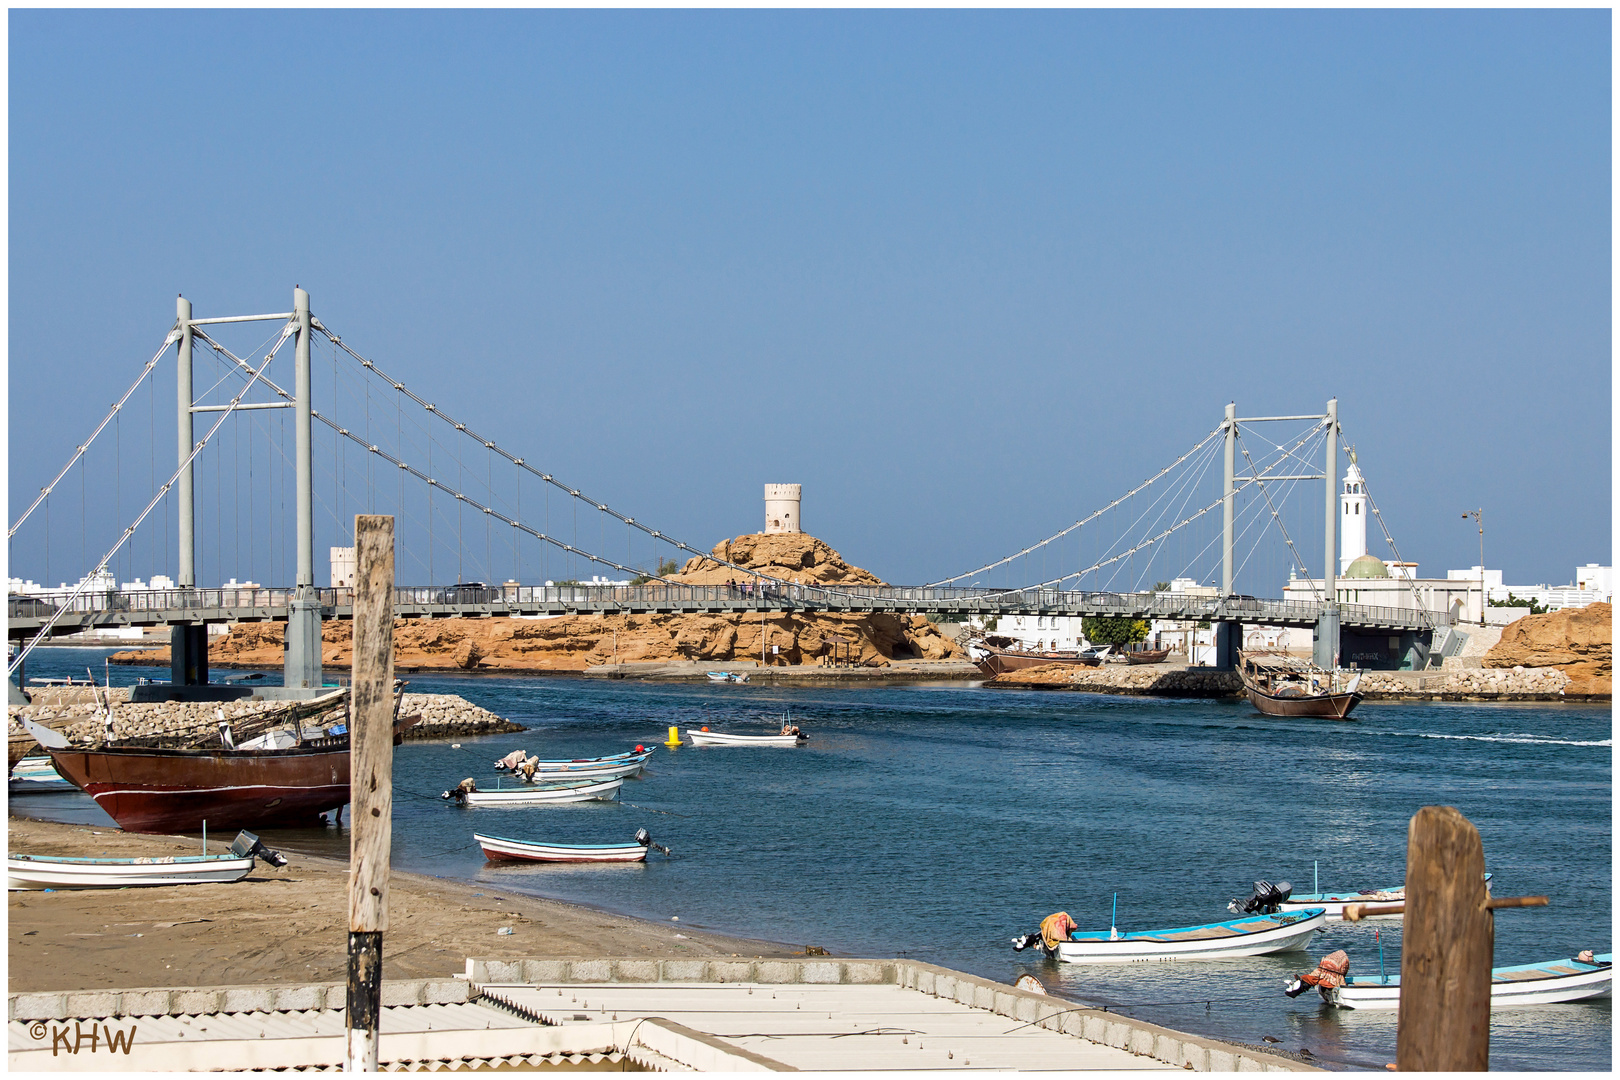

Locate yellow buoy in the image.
[665,725,682,747]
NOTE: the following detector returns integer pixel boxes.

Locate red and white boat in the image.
[475,828,669,863]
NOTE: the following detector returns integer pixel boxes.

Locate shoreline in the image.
[6,816,803,994]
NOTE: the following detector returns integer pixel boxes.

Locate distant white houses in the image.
[1447,563,1612,612]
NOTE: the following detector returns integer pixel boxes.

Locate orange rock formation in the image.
[114,534,962,673]
[1483,602,1611,696]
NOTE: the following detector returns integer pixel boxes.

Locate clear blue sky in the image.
[8,10,1611,592]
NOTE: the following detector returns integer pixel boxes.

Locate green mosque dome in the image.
[1344,554,1390,579]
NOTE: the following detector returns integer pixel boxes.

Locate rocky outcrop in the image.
[115,608,960,674]
[988,662,1242,697]
[110,533,961,673]
[670,533,884,587]
[1484,603,1611,696]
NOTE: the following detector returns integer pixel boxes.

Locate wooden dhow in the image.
[1238,651,1363,719]
[32,688,420,833]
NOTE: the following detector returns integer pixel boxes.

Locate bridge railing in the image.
[8,582,1452,629]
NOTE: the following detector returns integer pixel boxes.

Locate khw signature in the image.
[27,1020,137,1055]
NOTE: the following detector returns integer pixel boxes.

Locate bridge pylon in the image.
[283,286,324,692]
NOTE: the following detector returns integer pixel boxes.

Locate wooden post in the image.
[346,514,394,1071]
[1396,805,1492,1071]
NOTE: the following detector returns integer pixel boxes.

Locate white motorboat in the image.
[442,777,624,806]
[475,828,669,863]
[1038,909,1327,963]
[1274,871,1491,920]
[686,728,806,747]
[7,830,284,890]
[523,754,651,783]
[1319,953,1613,1010]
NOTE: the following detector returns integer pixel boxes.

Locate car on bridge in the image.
[430,582,500,605]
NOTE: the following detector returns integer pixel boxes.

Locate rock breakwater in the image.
[8,691,519,752]
[988,661,1592,701]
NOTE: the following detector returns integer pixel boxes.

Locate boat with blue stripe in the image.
[1321,953,1612,1010]
[1019,907,1328,963]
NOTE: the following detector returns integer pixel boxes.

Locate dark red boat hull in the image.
[46,744,350,833]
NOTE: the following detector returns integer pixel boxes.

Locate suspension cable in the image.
[1235,428,1325,600]
[9,323,294,676]
[926,426,1226,586]
[9,329,181,538]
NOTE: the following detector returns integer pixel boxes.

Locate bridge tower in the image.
[284,286,324,691]
[171,294,209,688]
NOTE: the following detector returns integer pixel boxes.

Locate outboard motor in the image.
[229,829,289,867]
[1229,879,1293,915]
[635,827,671,856]
[440,778,478,803]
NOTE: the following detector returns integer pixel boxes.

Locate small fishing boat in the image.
[7,830,286,890]
[494,748,643,772]
[475,827,670,863]
[1238,651,1363,719]
[685,718,806,747]
[1296,953,1613,1010]
[706,671,750,683]
[8,755,78,793]
[1124,648,1171,665]
[1268,865,1492,920]
[1016,908,1327,963]
[441,777,623,806]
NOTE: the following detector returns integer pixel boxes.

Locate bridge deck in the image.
[8,584,1446,638]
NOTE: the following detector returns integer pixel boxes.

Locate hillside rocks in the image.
[988,663,1242,697]
[1484,603,1611,696]
[7,691,519,750]
[109,533,961,674]
[671,533,884,587]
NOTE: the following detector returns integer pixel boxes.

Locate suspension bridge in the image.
[7,287,1455,695]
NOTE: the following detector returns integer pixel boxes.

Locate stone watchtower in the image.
[764,484,802,534]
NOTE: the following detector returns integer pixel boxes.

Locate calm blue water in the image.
[15,648,1612,1071]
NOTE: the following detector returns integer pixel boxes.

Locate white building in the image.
[1284,459,1484,626]
[1453,562,1613,612]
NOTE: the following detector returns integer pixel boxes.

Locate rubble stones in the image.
[8,691,520,750]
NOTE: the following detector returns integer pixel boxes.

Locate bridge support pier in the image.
[1313,606,1341,669]
[170,624,209,687]
[285,593,324,691]
[1212,621,1239,670]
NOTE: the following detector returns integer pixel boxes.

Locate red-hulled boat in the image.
[47,740,354,833]
[42,690,419,833]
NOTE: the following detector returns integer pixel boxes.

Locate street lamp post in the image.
[1462,509,1484,627]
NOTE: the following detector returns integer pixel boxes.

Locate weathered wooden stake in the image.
[346,515,394,1072]
[1396,805,1492,1071]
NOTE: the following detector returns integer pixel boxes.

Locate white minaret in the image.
[1339,456,1368,574]
[764,484,802,534]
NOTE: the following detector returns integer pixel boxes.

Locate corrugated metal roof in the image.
[482,982,1179,1071]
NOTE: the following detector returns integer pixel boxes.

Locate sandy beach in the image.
[7,816,799,994]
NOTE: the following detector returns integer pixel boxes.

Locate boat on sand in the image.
[8,830,286,890]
